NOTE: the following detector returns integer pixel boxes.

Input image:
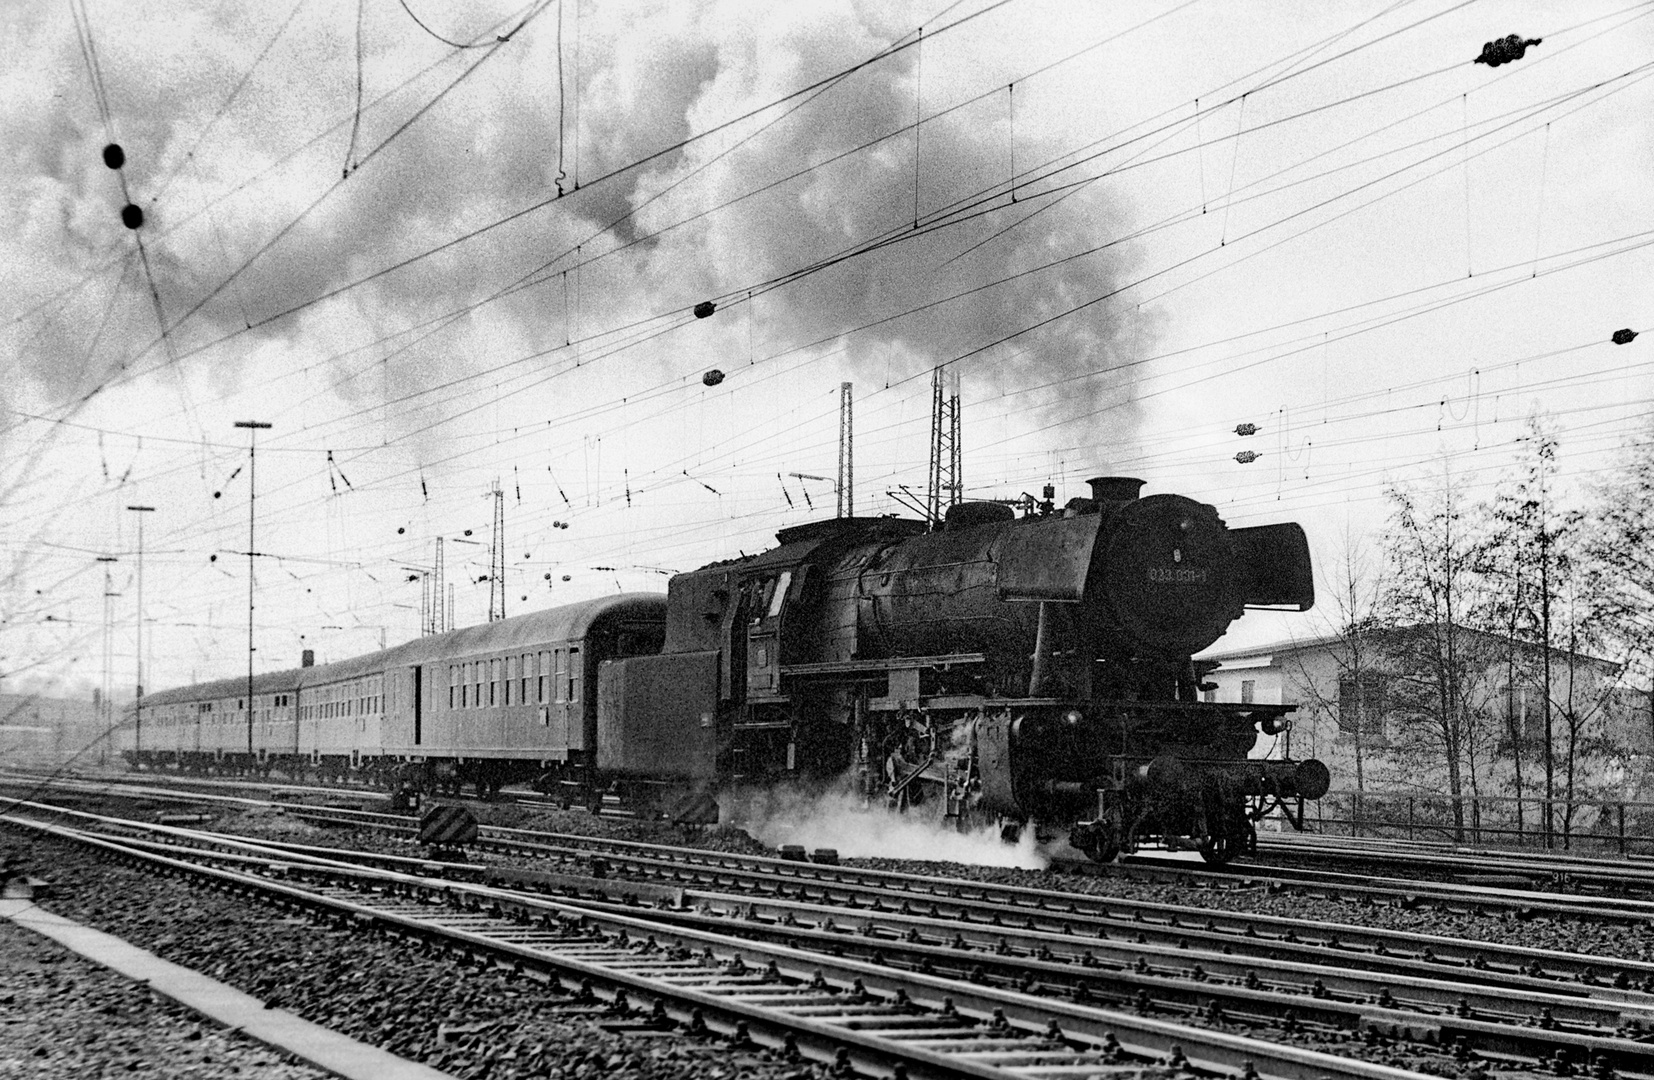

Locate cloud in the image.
[0,0,1150,458]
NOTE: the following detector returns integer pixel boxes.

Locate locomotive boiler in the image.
[595,476,1328,863]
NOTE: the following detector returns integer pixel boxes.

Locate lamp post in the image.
[96,555,118,767]
[234,421,271,763]
[126,506,154,763]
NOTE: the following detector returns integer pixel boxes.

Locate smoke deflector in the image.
[1230,522,1315,610]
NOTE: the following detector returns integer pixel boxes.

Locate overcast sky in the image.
[2,0,1650,698]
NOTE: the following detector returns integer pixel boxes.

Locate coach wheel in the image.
[1198,813,1254,867]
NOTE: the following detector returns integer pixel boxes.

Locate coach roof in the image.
[140,593,667,707]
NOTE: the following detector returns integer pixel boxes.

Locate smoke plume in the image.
[2,1,1148,442]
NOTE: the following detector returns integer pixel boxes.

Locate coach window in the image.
[538,652,550,703]
[504,656,514,706]
[488,658,499,706]
[567,646,581,705]
[521,654,532,705]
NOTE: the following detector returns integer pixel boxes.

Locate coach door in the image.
[562,646,585,751]
[411,665,423,746]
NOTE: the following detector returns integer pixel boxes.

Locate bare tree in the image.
[1379,460,1499,841]
[1584,416,1654,797]
[1285,530,1388,809]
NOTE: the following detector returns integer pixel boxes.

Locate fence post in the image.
[1619,803,1627,856]
[1407,797,1415,841]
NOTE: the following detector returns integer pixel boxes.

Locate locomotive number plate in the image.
[1147,567,1210,584]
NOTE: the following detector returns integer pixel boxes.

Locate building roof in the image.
[1199,624,1617,672]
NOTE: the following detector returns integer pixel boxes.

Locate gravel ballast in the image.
[12,786,1651,1080]
[2,822,830,1080]
[0,913,330,1079]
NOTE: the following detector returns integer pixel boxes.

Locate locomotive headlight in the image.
[1063,709,1083,726]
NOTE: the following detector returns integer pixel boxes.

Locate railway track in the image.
[13,794,1654,1078]
[13,771,1654,923]
[5,810,1447,1080]
[12,776,1654,992]
[1249,832,1654,900]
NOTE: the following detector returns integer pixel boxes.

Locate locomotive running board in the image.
[780,652,984,676]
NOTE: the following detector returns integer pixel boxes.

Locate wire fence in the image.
[1280,788,1654,854]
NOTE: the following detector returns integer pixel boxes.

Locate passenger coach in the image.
[122,594,668,795]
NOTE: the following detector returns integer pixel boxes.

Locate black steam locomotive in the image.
[593,476,1327,863]
[126,476,1326,864]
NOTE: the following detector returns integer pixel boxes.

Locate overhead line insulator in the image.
[1474,34,1541,68]
[1234,450,1260,464]
[1234,423,1258,437]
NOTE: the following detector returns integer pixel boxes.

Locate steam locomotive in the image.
[124,476,1328,864]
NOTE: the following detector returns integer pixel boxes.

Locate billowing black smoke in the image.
[1,1,1149,444]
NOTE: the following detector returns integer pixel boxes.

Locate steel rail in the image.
[1250,834,1654,895]
[551,887,1654,1078]
[28,812,1654,1078]
[3,814,1439,1080]
[40,825,1654,1077]
[10,787,1652,997]
[292,799,1654,924]
[18,773,1651,913]
[34,799,1653,1043]
[19,793,1654,1077]
[1117,851,1654,917]
[276,801,1654,992]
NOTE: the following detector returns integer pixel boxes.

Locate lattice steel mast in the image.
[926,365,961,528]
[837,382,854,518]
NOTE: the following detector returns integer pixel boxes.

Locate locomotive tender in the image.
[124,476,1329,864]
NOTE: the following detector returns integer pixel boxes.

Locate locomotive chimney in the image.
[1087,476,1144,504]
[301,649,314,668]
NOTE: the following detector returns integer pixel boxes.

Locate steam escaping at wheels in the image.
[720,779,1048,870]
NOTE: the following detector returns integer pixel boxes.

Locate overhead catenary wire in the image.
[27,0,1015,428]
[16,6,1654,658]
[17,0,1575,453]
